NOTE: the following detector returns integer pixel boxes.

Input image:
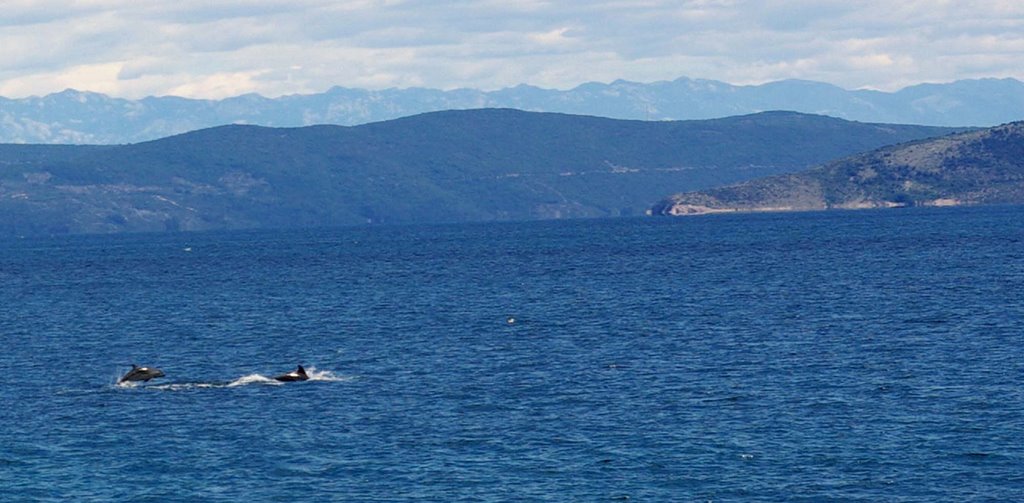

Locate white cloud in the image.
[0,0,1022,98]
[0,61,122,97]
[528,27,575,46]
[166,71,268,98]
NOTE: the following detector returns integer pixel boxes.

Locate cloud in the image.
[0,0,1022,98]
[0,61,135,98]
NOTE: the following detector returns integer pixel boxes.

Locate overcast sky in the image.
[1,0,1022,99]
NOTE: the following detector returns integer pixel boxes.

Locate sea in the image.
[1,206,1022,502]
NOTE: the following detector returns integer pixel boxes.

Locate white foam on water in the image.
[227,374,282,387]
[137,377,279,391]
[303,366,349,382]
[133,381,212,391]
[146,382,214,391]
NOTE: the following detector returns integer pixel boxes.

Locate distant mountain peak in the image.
[1,77,1023,144]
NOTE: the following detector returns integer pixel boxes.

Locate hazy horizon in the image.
[4,74,1023,102]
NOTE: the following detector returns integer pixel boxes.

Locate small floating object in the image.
[118,364,165,384]
[183,247,192,252]
[506,317,516,324]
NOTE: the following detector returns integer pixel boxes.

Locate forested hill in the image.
[0,109,963,235]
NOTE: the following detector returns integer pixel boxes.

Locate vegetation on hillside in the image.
[653,122,1024,216]
[0,109,963,235]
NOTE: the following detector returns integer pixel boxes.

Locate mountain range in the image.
[3,77,1023,144]
[0,110,962,236]
[651,121,1024,216]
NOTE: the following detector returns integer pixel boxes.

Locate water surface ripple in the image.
[2,206,1023,501]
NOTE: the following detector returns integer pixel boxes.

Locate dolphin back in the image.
[119,365,165,383]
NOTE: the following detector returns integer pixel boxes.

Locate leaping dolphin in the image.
[119,364,165,384]
[274,365,309,382]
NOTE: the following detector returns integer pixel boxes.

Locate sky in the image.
[1,0,1023,99]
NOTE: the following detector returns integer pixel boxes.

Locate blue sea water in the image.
[2,206,1023,501]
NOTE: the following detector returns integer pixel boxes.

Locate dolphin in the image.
[119,364,165,384]
[274,365,309,382]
